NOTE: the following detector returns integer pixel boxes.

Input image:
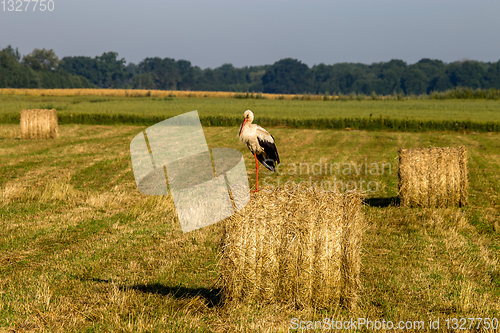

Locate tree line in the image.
[1,45,500,95]
[0,46,93,88]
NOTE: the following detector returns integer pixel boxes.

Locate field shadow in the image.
[363,196,400,207]
[128,283,223,308]
[88,278,222,308]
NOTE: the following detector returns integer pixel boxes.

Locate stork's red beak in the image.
[239,118,247,136]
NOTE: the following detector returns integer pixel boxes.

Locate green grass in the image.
[0,123,499,331]
[1,95,500,132]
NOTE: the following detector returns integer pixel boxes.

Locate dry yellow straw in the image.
[219,186,363,310]
[20,109,59,139]
[398,146,468,207]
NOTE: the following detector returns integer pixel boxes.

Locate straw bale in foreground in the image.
[219,187,363,310]
[398,146,468,207]
[20,109,58,139]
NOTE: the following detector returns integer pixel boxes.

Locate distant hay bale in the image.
[20,109,58,139]
[398,146,468,207]
[219,187,363,310]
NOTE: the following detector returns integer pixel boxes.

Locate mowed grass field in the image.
[1,115,500,332]
[2,94,500,123]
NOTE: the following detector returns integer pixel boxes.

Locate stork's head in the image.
[243,110,254,123]
[239,110,254,136]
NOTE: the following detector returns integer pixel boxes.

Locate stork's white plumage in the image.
[239,110,280,192]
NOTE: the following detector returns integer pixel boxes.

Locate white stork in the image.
[238,110,280,192]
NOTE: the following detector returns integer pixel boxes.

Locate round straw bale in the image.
[219,186,363,310]
[398,146,468,207]
[20,109,59,139]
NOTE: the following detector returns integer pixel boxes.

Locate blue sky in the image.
[1,0,499,68]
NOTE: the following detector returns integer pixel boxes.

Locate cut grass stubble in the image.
[0,124,499,331]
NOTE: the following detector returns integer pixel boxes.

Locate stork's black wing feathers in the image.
[257,135,280,172]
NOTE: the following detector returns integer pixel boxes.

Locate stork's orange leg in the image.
[253,153,259,192]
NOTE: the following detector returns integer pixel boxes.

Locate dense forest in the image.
[0,46,94,89]
[1,45,500,95]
